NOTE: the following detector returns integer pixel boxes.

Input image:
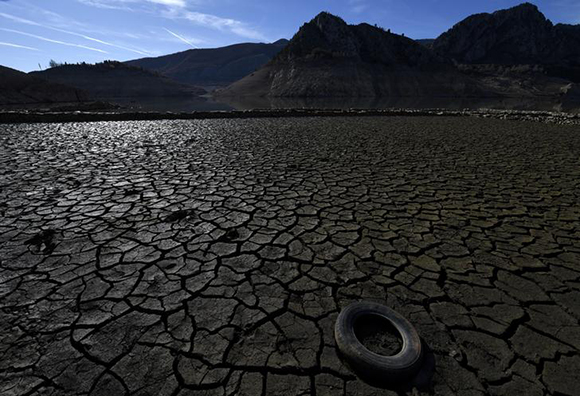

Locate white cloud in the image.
[348,0,369,14]
[150,0,186,6]
[165,9,266,40]
[0,41,39,51]
[0,28,109,53]
[77,0,186,9]
[76,0,135,10]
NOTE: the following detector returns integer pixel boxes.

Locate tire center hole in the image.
[354,314,403,356]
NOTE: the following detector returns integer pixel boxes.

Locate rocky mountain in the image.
[126,40,288,89]
[30,61,206,99]
[219,13,486,98]
[0,65,87,106]
[432,2,580,66]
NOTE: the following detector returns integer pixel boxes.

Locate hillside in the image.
[0,65,87,105]
[416,39,435,48]
[218,13,487,98]
[30,61,206,99]
[432,3,580,66]
[126,40,288,88]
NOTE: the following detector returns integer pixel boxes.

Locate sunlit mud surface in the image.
[1,117,579,395]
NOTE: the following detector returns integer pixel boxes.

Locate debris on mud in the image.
[25,229,57,254]
[166,209,196,222]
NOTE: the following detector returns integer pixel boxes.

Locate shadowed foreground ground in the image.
[0,116,579,395]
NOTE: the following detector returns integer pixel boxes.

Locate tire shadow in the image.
[342,338,436,393]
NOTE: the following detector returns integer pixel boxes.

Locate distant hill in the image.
[0,65,87,105]
[30,61,206,99]
[126,40,288,88]
[432,3,580,66]
[218,13,486,98]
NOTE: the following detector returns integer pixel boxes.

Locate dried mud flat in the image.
[0,116,579,396]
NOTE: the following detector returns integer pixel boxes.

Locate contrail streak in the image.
[0,12,151,56]
[164,28,198,48]
[0,28,109,53]
[0,41,39,51]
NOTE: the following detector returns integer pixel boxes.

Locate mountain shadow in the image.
[30,61,206,99]
[0,65,87,106]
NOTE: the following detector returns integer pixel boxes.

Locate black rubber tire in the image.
[334,302,423,383]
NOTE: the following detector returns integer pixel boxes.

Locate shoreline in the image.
[2,107,580,125]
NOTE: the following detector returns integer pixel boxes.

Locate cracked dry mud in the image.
[0,116,579,396]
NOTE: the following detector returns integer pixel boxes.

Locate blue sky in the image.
[1,0,579,72]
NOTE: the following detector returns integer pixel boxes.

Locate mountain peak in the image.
[272,11,359,60]
[272,39,289,46]
[312,12,347,29]
[310,12,352,45]
[498,2,546,20]
[433,2,557,64]
[509,2,540,12]
[273,11,444,67]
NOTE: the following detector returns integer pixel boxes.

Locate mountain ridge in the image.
[30,61,206,99]
[0,65,88,105]
[432,2,580,66]
[219,12,486,98]
[126,40,288,89]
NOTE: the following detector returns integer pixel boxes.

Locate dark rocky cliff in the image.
[220,13,486,98]
[432,3,580,66]
[274,13,443,67]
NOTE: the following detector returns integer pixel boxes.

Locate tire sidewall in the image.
[335,302,424,382]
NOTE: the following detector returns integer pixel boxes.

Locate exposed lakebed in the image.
[1,117,579,395]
